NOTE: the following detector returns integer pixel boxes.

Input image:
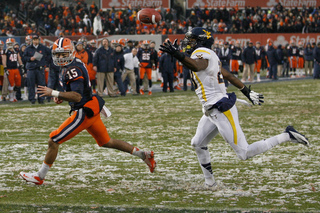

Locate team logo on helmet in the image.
[52,37,75,66]
[183,27,214,51]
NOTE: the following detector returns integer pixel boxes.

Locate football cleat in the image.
[140,89,144,95]
[285,126,310,147]
[144,151,156,173]
[148,91,152,95]
[20,172,44,185]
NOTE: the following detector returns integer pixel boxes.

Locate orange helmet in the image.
[267,38,273,45]
[111,39,119,48]
[0,40,4,49]
[89,39,97,47]
[142,40,150,49]
[6,38,16,49]
[52,37,75,66]
[118,38,128,47]
[25,35,32,44]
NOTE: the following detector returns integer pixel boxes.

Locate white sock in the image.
[9,92,14,101]
[194,146,215,182]
[24,87,28,96]
[246,133,290,159]
[38,162,51,180]
[131,147,145,160]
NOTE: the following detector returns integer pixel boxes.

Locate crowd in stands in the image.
[1,1,320,37]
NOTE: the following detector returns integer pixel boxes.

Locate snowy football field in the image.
[0,79,319,212]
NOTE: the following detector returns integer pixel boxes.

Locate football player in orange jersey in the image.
[20,37,156,185]
[2,38,24,102]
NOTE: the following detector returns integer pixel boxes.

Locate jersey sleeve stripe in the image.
[191,49,211,57]
[223,110,238,145]
[193,72,207,102]
[69,76,84,82]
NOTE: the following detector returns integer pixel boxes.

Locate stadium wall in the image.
[167,33,320,47]
[1,33,319,49]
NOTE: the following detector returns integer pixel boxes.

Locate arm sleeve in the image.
[23,47,32,62]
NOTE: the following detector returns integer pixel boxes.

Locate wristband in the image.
[51,90,60,98]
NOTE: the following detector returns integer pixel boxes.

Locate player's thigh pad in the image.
[191,114,219,148]
[86,115,110,146]
[50,109,95,144]
[212,106,249,160]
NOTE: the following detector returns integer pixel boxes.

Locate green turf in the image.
[0,79,319,212]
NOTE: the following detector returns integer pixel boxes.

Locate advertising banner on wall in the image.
[101,0,170,10]
[187,0,320,9]
[167,33,320,47]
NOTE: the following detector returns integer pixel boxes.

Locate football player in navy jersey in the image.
[2,38,24,102]
[20,37,156,185]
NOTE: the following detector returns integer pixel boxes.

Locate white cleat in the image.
[20,172,44,185]
[285,126,310,147]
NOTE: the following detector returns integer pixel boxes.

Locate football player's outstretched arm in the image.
[179,57,208,72]
[37,85,82,103]
[221,67,244,89]
[221,67,264,105]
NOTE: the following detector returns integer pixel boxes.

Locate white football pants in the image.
[191,105,290,181]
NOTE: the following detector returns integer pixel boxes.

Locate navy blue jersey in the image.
[5,49,19,69]
[60,58,92,111]
[0,49,4,65]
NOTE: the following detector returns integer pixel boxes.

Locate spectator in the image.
[218,41,232,87]
[122,48,139,95]
[23,34,51,104]
[266,40,279,80]
[304,42,313,76]
[312,42,320,79]
[83,14,92,32]
[241,41,256,82]
[93,38,116,97]
[282,44,290,77]
[159,50,176,93]
[113,44,126,96]
[93,13,102,35]
[276,44,284,77]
